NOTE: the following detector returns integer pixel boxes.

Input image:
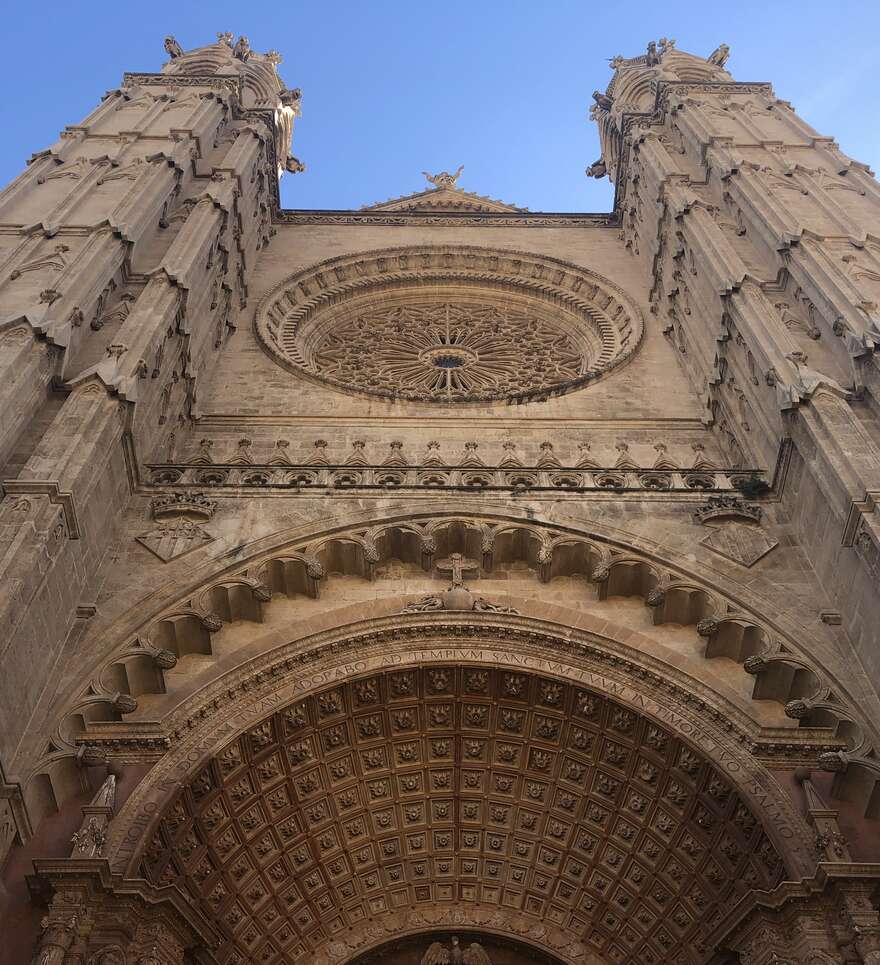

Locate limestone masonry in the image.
[0,31,879,965]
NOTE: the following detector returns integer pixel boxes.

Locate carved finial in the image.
[164,36,184,59]
[658,37,676,54]
[265,49,283,65]
[608,55,625,69]
[422,165,464,189]
[217,32,234,47]
[707,44,731,68]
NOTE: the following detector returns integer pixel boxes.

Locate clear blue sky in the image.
[2,0,878,212]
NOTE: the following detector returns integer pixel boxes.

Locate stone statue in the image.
[280,87,303,117]
[163,36,184,59]
[586,158,607,178]
[592,89,613,112]
[285,156,306,174]
[707,43,731,67]
[422,166,464,189]
[420,938,492,965]
[645,41,661,67]
[232,36,251,61]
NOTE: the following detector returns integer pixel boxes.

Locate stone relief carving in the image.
[401,552,519,613]
[421,938,492,965]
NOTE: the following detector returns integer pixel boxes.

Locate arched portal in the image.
[106,614,816,965]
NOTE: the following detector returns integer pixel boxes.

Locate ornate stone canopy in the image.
[254,246,645,404]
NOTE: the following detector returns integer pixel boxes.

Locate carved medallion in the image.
[135,519,215,562]
[700,520,777,567]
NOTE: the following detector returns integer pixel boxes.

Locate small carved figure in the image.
[420,938,492,965]
[608,54,625,68]
[707,43,731,68]
[163,36,184,59]
[280,87,302,108]
[216,32,233,47]
[645,41,661,67]
[285,156,306,174]
[422,165,464,188]
[592,89,613,111]
[232,36,251,61]
[658,37,676,54]
[586,158,607,178]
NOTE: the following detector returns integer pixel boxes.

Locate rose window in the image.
[255,246,644,404]
[309,300,591,401]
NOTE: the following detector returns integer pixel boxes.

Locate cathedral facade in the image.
[0,31,879,965]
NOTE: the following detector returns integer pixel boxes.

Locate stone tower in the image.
[0,31,878,965]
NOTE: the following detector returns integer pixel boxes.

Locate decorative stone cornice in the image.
[142,462,761,495]
[0,479,81,538]
[272,209,618,227]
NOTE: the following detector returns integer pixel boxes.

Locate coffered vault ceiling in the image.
[139,666,784,965]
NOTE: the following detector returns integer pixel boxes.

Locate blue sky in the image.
[3,0,878,212]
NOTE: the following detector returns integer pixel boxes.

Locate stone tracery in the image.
[309,299,590,402]
[254,245,645,404]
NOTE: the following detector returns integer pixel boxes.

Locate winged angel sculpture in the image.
[420,937,492,965]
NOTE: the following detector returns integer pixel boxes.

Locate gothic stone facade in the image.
[0,32,879,965]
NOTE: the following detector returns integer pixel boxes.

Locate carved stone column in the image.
[30,905,83,965]
[125,921,186,965]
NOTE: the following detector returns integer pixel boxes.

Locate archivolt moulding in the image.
[103,623,811,965]
[254,245,645,404]
[30,506,879,835]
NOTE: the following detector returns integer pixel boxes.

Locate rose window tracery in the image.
[255,246,645,404]
[311,300,588,401]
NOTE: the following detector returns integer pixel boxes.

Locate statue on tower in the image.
[420,938,492,965]
[232,35,251,61]
[163,36,184,59]
[707,43,731,67]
